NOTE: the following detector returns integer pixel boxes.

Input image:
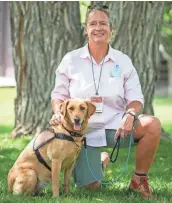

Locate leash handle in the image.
[110,136,120,163]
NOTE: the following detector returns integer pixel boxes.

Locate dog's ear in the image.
[60,100,69,117]
[86,101,96,119]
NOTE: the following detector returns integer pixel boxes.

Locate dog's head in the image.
[60,99,96,131]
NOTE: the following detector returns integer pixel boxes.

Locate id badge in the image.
[91,96,104,113]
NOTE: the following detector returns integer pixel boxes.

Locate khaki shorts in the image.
[72,129,136,187]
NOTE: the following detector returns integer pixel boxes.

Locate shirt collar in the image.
[107,45,116,63]
[79,43,116,63]
[79,43,90,59]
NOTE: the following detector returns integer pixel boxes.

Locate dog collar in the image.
[62,125,83,137]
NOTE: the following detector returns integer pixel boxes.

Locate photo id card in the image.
[91,96,104,113]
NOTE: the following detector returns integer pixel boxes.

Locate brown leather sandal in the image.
[129,173,153,198]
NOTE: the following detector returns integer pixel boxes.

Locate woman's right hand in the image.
[49,113,63,126]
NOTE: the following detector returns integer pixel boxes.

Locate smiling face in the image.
[85,10,112,45]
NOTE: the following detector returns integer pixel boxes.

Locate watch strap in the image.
[123,111,137,120]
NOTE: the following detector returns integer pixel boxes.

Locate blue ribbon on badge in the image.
[110,64,121,77]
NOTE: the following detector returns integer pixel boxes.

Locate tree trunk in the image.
[9,2,83,137]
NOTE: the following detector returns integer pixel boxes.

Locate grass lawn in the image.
[153,98,172,136]
[0,88,172,203]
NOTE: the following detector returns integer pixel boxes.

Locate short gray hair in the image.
[85,5,112,28]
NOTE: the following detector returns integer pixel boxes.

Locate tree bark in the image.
[9,2,83,137]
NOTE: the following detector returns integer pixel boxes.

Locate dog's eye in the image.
[80,106,85,111]
[69,106,74,111]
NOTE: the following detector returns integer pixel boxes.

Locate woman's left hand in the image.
[114,113,135,140]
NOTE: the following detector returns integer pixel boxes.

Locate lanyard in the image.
[90,55,105,95]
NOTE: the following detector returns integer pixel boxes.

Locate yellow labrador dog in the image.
[8,99,96,197]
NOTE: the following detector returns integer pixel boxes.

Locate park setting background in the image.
[0,1,172,203]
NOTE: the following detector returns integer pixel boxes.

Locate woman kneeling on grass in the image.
[50,5,161,198]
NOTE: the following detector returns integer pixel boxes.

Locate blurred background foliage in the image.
[79,1,90,23]
[161,2,172,56]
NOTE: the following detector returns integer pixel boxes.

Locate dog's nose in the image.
[74,118,80,124]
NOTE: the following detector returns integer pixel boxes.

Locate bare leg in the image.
[129,115,161,198]
[134,115,161,173]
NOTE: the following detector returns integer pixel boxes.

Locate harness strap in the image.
[33,130,83,172]
[34,149,51,171]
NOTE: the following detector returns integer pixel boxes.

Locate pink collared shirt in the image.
[51,44,144,147]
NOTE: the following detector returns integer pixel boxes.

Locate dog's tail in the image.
[8,169,16,193]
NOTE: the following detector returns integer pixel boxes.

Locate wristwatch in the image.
[125,111,137,119]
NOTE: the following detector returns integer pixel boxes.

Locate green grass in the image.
[153,97,172,136]
[0,88,172,203]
